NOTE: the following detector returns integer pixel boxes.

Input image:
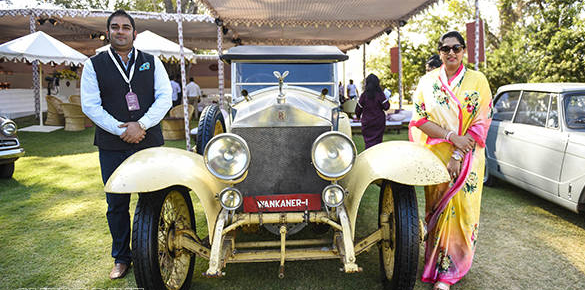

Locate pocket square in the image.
[139,62,150,71]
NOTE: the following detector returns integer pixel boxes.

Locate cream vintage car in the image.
[105,46,449,290]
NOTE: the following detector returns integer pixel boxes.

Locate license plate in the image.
[243,193,322,212]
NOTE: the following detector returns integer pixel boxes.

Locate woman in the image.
[409,31,493,290]
[355,74,390,149]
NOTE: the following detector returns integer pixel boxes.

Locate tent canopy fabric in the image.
[95,30,196,62]
[198,0,439,50]
[0,30,87,65]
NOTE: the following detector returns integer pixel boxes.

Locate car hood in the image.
[231,86,337,128]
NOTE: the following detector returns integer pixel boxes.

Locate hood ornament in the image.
[273,70,289,104]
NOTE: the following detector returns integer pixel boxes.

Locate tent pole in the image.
[474,0,480,71]
[362,44,366,86]
[217,24,224,116]
[30,13,42,124]
[397,25,403,110]
[176,0,191,151]
[39,65,44,126]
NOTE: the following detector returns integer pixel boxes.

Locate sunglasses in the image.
[439,44,465,54]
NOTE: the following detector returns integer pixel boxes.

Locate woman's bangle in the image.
[445,130,454,141]
[451,151,463,162]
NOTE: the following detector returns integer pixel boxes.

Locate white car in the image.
[485,83,585,212]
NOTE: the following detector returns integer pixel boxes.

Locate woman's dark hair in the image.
[364,73,382,99]
[438,30,466,49]
[107,9,136,31]
[426,54,442,70]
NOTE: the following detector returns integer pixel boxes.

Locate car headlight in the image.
[1,121,17,136]
[219,187,243,210]
[311,131,357,180]
[204,133,251,181]
[322,184,345,207]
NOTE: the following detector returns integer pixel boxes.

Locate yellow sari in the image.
[409,64,492,285]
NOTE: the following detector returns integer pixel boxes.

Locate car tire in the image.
[0,162,15,179]
[484,157,495,187]
[196,104,226,154]
[378,181,419,290]
[132,187,196,290]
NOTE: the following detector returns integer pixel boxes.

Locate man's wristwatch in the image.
[137,121,146,131]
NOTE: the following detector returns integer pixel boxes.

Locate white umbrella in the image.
[96,30,196,63]
[0,31,88,130]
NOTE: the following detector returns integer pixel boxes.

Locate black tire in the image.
[196,104,226,154]
[132,187,196,290]
[0,162,15,179]
[378,181,419,290]
[484,155,495,187]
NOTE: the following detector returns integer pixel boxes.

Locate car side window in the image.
[547,95,559,129]
[513,91,550,127]
[493,91,521,121]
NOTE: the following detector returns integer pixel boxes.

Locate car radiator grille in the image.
[231,126,330,197]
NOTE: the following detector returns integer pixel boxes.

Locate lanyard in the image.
[108,47,137,92]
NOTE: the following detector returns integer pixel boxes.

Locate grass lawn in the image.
[1,121,585,290]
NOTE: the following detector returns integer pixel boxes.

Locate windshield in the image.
[234,63,335,100]
[564,93,585,129]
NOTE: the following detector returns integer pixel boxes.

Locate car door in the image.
[487,90,521,178]
[559,92,585,203]
[498,91,567,196]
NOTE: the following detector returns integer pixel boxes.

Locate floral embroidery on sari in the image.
[463,172,478,194]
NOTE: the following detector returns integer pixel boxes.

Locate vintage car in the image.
[485,83,585,212]
[105,46,449,290]
[0,116,24,179]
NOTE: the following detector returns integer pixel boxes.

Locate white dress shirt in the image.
[185,81,202,97]
[170,80,181,101]
[81,50,172,136]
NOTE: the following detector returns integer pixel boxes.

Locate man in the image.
[170,75,181,107]
[426,54,443,72]
[347,79,359,100]
[80,9,172,280]
[338,81,345,104]
[185,77,202,109]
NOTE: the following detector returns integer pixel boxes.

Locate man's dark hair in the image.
[189,77,194,82]
[349,79,354,84]
[107,9,136,31]
[426,54,442,70]
[438,30,466,49]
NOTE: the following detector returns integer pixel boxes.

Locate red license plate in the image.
[243,193,322,212]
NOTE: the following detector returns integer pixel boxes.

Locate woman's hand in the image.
[447,157,462,180]
[450,134,475,154]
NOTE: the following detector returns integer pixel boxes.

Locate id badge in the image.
[125,91,140,111]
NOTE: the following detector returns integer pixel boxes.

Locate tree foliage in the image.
[368,0,585,100]
[45,0,198,13]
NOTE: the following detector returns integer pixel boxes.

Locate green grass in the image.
[1,123,584,290]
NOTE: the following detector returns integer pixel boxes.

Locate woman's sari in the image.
[409,64,493,285]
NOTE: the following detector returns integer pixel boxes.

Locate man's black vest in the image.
[90,48,164,151]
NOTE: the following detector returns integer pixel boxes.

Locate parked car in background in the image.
[485,83,585,213]
[0,116,24,178]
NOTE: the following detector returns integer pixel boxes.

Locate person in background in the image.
[355,74,390,149]
[170,75,181,107]
[426,53,443,72]
[80,9,172,279]
[409,31,492,290]
[338,81,346,104]
[185,77,202,107]
[347,79,359,100]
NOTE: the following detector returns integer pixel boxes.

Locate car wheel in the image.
[132,187,196,290]
[0,162,15,179]
[483,157,495,187]
[196,104,226,154]
[378,181,419,290]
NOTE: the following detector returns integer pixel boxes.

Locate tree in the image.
[45,0,199,13]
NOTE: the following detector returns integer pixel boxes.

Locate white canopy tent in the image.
[95,30,197,62]
[0,30,87,131]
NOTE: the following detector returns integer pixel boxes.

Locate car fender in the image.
[338,112,352,138]
[105,147,228,238]
[339,141,450,238]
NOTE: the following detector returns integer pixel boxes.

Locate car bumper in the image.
[0,148,25,164]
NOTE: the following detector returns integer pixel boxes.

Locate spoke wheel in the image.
[378,181,419,290]
[133,187,196,290]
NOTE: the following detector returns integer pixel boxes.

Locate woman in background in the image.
[355,73,390,149]
[409,31,493,290]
